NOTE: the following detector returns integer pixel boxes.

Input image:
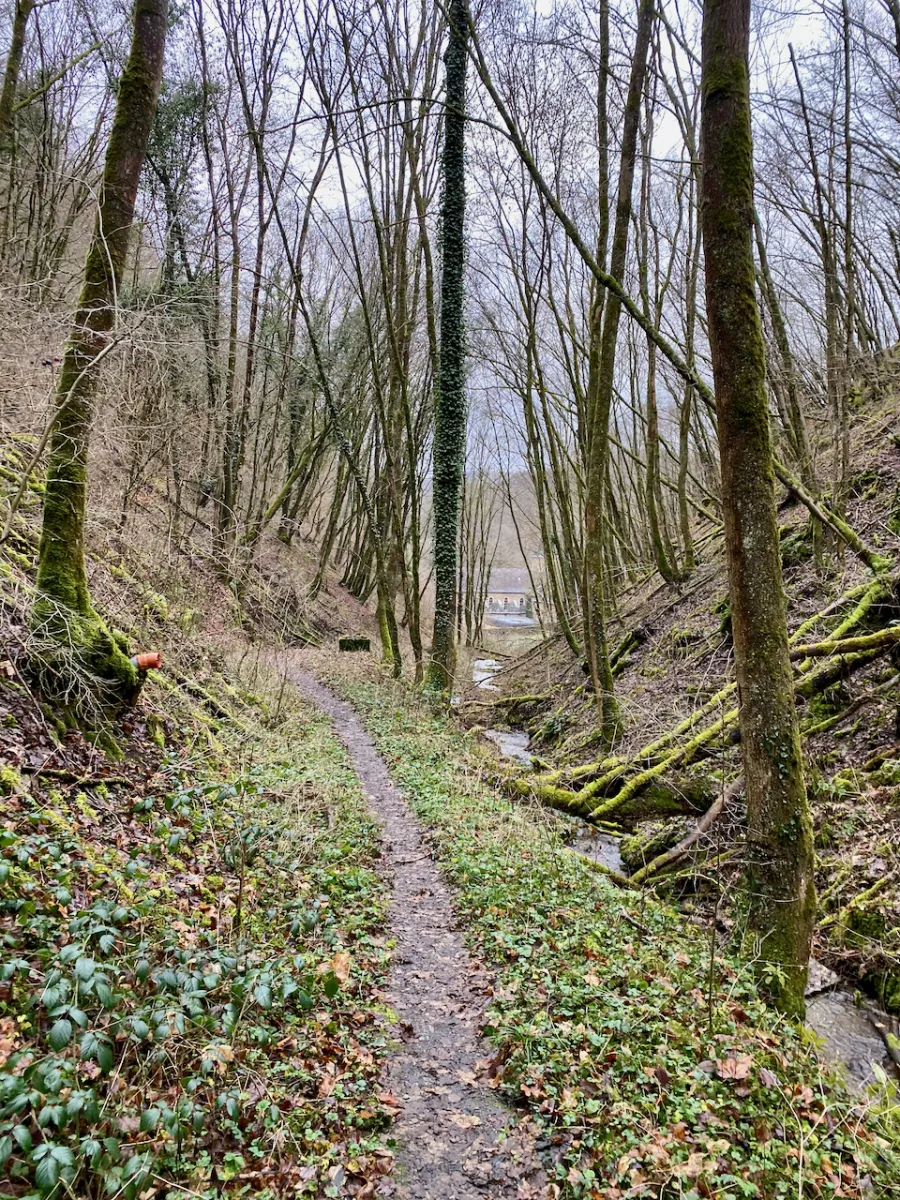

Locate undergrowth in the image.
[0,682,394,1198]
[333,669,900,1200]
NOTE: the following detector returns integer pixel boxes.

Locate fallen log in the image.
[789,627,900,660]
[628,778,743,886]
[514,615,896,824]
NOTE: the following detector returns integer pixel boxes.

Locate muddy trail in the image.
[283,664,550,1199]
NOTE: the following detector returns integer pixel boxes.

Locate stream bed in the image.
[473,656,899,1094]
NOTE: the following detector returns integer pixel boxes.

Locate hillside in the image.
[457,371,900,1038]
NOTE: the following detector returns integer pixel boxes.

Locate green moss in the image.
[4,548,33,570]
[872,759,900,786]
[888,484,900,536]
[847,466,882,498]
[146,713,166,748]
[30,595,139,719]
[779,520,812,568]
[179,608,198,631]
[846,906,887,946]
[620,818,688,869]
[0,765,23,795]
[94,729,124,760]
[143,592,169,622]
[867,970,900,1015]
[339,637,371,652]
[669,626,703,655]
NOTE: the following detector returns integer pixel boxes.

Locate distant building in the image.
[485,567,533,616]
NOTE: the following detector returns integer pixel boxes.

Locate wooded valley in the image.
[1,0,900,1194]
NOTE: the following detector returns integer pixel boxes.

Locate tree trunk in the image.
[0,0,34,152]
[428,0,468,691]
[700,0,814,1015]
[32,0,167,710]
[582,0,655,741]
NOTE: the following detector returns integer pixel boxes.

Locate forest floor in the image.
[280,649,900,1198]
[2,431,900,1197]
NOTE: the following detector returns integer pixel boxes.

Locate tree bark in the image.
[32,0,168,706]
[428,0,468,691]
[0,0,34,152]
[700,0,814,1015]
[582,0,655,741]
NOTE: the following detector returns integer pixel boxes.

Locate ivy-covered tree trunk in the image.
[700,0,815,1015]
[428,0,469,692]
[32,0,168,710]
[582,0,655,741]
[0,0,34,151]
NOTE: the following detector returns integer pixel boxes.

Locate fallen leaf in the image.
[331,949,351,983]
[450,1112,482,1129]
[204,1043,235,1075]
[715,1053,752,1080]
[674,1152,706,1179]
[378,1091,402,1113]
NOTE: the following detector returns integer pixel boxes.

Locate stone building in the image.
[484,567,533,616]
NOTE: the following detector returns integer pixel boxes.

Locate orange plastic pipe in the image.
[131,652,162,671]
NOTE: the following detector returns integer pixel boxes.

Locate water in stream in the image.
[472,658,502,690]
[483,728,533,764]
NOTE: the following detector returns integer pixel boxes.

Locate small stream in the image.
[475,658,532,764]
[474,656,899,1093]
[472,658,502,691]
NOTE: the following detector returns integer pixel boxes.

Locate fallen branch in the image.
[518,611,896,824]
[802,671,900,736]
[628,778,743,886]
[22,767,133,785]
[819,874,893,931]
[789,627,900,661]
[461,691,551,708]
[564,846,635,889]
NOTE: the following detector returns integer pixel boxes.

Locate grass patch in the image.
[334,671,900,1199]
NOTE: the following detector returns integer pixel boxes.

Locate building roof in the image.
[487,567,532,595]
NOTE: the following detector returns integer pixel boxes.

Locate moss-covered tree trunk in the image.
[0,0,34,152]
[428,0,468,692]
[582,0,655,741]
[700,0,815,1015]
[32,0,167,707]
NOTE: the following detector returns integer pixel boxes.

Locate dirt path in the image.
[284,665,549,1199]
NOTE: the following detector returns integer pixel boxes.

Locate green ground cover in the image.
[0,684,394,1198]
[335,670,900,1199]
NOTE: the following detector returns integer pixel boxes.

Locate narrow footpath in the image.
[284,665,549,1199]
